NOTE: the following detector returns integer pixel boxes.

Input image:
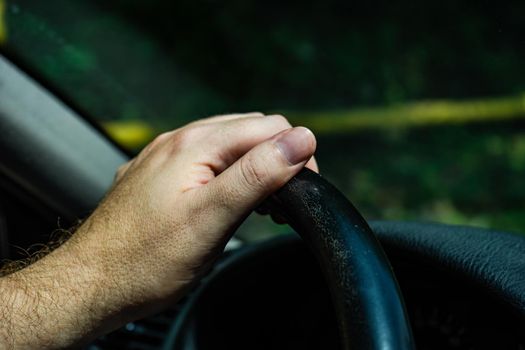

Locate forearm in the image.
[0,230,121,349]
[0,113,317,348]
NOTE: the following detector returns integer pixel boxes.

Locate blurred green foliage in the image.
[3,0,525,237]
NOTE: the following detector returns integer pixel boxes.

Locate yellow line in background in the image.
[103,120,155,150]
[0,0,6,44]
[102,93,525,149]
[287,93,525,134]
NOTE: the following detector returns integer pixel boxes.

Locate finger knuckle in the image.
[173,125,208,147]
[142,133,170,155]
[240,155,268,189]
[187,116,215,126]
[269,114,292,127]
[156,131,173,144]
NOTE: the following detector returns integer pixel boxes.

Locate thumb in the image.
[201,126,316,229]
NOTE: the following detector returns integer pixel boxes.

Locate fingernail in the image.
[275,127,315,165]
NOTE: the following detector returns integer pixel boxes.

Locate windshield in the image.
[2,0,525,237]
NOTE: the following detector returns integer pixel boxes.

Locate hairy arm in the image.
[0,232,108,348]
[0,113,317,349]
[0,220,147,349]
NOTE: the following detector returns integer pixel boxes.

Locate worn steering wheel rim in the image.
[263,168,415,349]
[168,168,415,349]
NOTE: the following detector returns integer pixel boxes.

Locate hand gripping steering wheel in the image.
[169,168,415,349]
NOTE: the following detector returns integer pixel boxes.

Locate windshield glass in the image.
[2,0,525,237]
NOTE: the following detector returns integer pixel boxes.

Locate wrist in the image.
[70,218,175,325]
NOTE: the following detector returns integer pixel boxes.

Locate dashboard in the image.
[91,236,525,349]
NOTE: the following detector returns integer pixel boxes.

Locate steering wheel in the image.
[168,168,415,349]
[262,168,415,349]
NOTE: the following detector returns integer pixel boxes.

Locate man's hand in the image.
[0,113,317,348]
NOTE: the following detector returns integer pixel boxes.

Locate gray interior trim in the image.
[0,55,128,220]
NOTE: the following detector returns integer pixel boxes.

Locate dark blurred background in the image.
[2,0,525,238]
